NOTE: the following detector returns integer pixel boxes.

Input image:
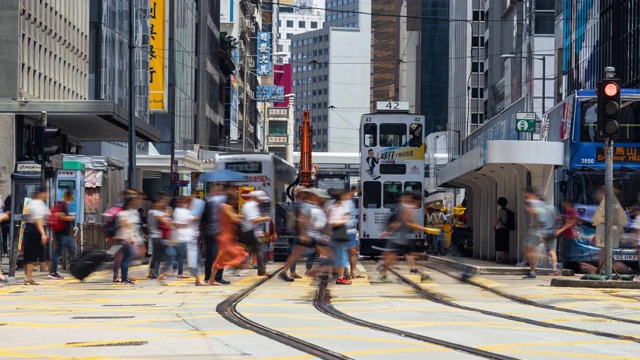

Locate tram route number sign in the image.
[595,147,640,162]
[515,112,536,133]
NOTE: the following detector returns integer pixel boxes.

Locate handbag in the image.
[332,225,349,242]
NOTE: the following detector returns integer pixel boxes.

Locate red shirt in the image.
[561,207,577,238]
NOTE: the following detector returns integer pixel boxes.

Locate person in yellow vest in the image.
[429,202,448,255]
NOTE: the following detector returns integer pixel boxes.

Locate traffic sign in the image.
[515,112,536,133]
[240,188,253,200]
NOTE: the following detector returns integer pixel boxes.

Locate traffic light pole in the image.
[604,139,614,277]
[39,111,47,191]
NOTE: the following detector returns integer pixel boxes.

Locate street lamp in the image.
[501,53,547,115]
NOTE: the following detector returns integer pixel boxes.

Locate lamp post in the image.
[501,53,547,115]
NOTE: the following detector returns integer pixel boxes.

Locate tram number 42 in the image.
[580,158,595,164]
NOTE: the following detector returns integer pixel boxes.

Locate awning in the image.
[137,151,202,175]
[437,140,564,187]
[0,99,160,142]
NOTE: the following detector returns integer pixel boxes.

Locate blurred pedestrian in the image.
[523,189,559,279]
[280,188,334,282]
[23,189,50,285]
[147,193,171,279]
[48,198,76,280]
[189,195,207,285]
[240,190,272,277]
[210,192,248,285]
[343,186,363,279]
[113,190,142,285]
[428,202,447,255]
[157,196,193,285]
[200,183,230,285]
[287,186,309,279]
[1,195,10,258]
[0,205,9,284]
[328,190,352,285]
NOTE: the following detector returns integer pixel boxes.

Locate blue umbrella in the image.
[200,169,248,183]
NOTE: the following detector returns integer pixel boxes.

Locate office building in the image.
[277,0,325,64]
[448,0,485,145]
[291,0,371,153]
[370,0,399,109]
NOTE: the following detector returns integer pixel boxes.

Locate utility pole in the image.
[242,51,248,152]
[128,0,137,189]
[597,66,621,277]
[168,0,177,196]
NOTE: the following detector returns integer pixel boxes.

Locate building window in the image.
[287,20,294,27]
[472,10,485,21]
[471,62,484,73]
[534,12,554,34]
[311,21,318,29]
[286,33,292,40]
[299,21,305,28]
[471,36,484,47]
[471,88,484,99]
[471,114,485,124]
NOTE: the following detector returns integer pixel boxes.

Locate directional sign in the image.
[515,112,536,133]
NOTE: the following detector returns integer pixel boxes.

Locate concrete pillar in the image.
[0,114,15,199]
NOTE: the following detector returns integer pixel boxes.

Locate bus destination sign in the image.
[596,147,640,162]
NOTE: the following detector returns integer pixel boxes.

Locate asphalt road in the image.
[1,261,640,359]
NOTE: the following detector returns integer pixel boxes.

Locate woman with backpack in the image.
[494,197,511,263]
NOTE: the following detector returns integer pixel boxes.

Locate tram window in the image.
[408,123,423,147]
[380,163,406,174]
[383,182,403,208]
[380,123,407,147]
[363,123,377,147]
[404,181,422,195]
[362,181,381,208]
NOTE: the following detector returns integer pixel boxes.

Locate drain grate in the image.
[66,341,148,347]
[102,304,155,307]
[71,316,135,319]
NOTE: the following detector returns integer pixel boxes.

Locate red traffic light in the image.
[603,82,619,97]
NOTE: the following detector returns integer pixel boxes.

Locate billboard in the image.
[256,85,284,102]
[149,0,168,112]
[256,32,272,76]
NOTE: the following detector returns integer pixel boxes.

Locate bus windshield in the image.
[570,171,640,208]
[580,99,640,143]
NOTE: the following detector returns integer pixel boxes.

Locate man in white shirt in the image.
[241,190,272,276]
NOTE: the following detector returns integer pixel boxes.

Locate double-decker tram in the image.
[358,102,425,256]
[542,89,640,268]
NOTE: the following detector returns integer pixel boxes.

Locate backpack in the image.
[102,204,124,239]
[503,207,516,231]
[49,202,67,233]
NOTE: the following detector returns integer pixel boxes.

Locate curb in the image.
[424,255,571,276]
[550,278,640,289]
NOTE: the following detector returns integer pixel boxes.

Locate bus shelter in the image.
[437,140,564,263]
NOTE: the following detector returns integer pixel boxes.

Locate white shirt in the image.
[241,200,265,237]
[173,207,195,243]
[307,204,328,240]
[29,199,50,224]
[341,199,357,234]
[115,209,140,242]
[147,209,164,239]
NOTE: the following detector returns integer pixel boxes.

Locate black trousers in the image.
[204,234,224,282]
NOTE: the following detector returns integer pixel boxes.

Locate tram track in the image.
[389,268,640,345]
[313,278,519,360]
[216,269,353,360]
[420,261,640,326]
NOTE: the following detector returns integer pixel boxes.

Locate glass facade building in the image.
[370,0,398,110]
[419,0,449,135]
[174,0,197,148]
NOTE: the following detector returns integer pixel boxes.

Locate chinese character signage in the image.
[256,85,284,102]
[267,107,289,118]
[256,32,271,76]
[268,135,288,146]
[149,0,167,112]
[596,147,640,162]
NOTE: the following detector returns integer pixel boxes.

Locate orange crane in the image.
[286,110,313,200]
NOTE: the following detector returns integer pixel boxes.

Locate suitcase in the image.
[70,248,108,281]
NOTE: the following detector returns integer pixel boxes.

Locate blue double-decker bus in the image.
[542,89,640,268]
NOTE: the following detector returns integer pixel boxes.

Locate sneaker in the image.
[377,274,392,283]
[48,272,63,280]
[121,279,135,285]
[335,277,352,285]
[374,263,384,273]
[420,274,432,282]
[523,272,537,279]
[279,272,294,282]
[147,274,157,279]
[410,268,420,274]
